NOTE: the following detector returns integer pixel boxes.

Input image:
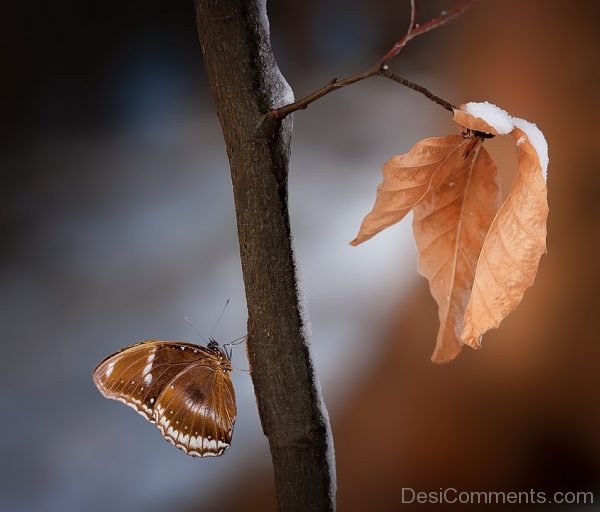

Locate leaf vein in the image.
[418,223,458,255]
[416,191,466,224]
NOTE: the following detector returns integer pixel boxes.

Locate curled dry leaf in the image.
[350,136,466,246]
[351,102,548,362]
[453,109,498,135]
[461,127,549,348]
[413,144,501,362]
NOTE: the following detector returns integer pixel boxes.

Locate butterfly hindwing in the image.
[93,340,236,457]
[154,363,236,456]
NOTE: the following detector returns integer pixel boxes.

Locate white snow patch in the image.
[464,101,549,182]
[290,235,312,343]
[512,117,549,182]
[275,77,295,108]
[257,0,294,109]
[313,366,337,505]
[290,237,336,504]
[464,101,513,134]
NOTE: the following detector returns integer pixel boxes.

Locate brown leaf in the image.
[351,101,548,362]
[461,127,549,348]
[413,144,501,362]
[453,108,498,135]
[350,136,466,246]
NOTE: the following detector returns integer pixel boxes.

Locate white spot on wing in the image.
[143,350,156,376]
[105,362,115,378]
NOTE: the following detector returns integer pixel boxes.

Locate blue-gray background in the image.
[3,1,599,511]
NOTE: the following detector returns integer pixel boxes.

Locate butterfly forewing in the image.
[93,340,236,457]
[93,341,205,420]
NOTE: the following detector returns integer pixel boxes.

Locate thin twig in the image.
[379,0,476,64]
[408,0,418,38]
[265,0,475,123]
[267,66,455,123]
[380,68,456,112]
[269,66,380,120]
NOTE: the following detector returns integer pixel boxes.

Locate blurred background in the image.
[3,0,599,510]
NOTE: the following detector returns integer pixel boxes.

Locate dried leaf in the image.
[453,109,498,135]
[461,127,549,347]
[351,101,549,363]
[351,136,466,246]
[413,144,501,362]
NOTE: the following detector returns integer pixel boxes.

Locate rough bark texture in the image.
[194,1,335,511]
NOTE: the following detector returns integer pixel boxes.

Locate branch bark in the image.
[194,1,335,511]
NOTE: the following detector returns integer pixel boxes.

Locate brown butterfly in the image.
[93,339,236,457]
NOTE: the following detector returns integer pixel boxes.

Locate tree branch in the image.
[379,0,477,64]
[267,0,475,122]
[269,66,381,120]
[195,1,335,511]
[380,68,456,112]
[267,66,455,122]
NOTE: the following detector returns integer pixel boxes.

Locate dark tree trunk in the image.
[194,1,336,511]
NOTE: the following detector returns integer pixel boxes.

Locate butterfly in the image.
[93,339,236,457]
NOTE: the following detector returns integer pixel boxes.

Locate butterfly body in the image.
[93,339,236,457]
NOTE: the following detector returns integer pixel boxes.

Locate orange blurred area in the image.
[217,1,600,510]
[4,1,599,511]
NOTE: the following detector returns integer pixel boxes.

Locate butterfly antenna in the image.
[184,315,209,344]
[210,298,230,338]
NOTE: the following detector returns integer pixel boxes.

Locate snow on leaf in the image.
[350,135,467,246]
[453,108,498,135]
[413,144,501,362]
[456,102,514,135]
[512,117,549,182]
[461,126,549,348]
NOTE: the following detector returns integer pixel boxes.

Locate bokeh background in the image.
[3,1,599,511]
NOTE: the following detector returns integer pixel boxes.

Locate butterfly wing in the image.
[93,341,212,421]
[154,362,236,457]
[93,340,236,457]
